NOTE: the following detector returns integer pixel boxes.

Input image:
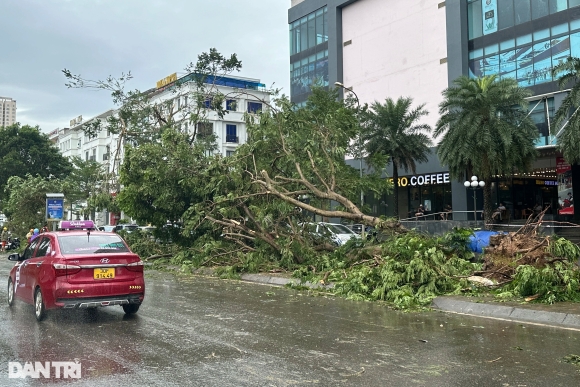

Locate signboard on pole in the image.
[46,193,65,221]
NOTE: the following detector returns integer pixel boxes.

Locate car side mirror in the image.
[7,253,21,262]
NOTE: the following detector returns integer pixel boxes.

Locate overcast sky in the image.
[0,0,290,132]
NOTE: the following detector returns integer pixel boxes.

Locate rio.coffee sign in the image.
[389,172,450,188]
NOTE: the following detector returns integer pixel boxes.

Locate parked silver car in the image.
[303,222,361,246]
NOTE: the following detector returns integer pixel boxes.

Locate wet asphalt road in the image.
[0,256,579,386]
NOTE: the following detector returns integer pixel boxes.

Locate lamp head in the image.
[464,181,471,188]
[471,176,478,181]
[334,82,344,87]
[479,181,485,187]
[470,181,478,187]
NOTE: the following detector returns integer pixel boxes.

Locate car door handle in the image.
[36,261,43,267]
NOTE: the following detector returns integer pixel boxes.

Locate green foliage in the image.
[0,123,72,206]
[563,354,580,371]
[493,236,580,303]
[435,227,475,259]
[497,262,580,304]
[117,128,212,229]
[363,97,432,218]
[214,266,241,280]
[63,48,238,220]
[297,231,478,309]
[3,174,64,237]
[61,156,108,218]
[122,230,181,260]
[546,236,580,261]
[435,75,538,221]
[552,57,580,164]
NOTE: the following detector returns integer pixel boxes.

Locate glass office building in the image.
[289,6,329,106]
[290,0,580,220]
[468,1,580,88]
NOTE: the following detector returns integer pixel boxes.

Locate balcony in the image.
[226,135,239,143]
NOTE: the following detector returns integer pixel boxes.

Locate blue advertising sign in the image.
[47,199,64,220]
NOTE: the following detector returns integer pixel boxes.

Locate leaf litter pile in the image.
[469,208,580,303]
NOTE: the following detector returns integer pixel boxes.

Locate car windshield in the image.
[325,224,354,234]
[57,235,130,255]
[121,225,139,232]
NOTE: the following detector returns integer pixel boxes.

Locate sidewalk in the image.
[432,296,580,330]
[240,273,580,330]
[240,273,333,289]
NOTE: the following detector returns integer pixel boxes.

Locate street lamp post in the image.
[464,176,485,224]
[334,82,365,237]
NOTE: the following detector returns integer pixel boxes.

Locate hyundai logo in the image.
[100,258,110,264]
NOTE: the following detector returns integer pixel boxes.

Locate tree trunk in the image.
[482,182,493,230]
[392,161,399,219]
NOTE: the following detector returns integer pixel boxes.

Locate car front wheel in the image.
[34,287,46,321]
[7,278,14,307]
[122,304,140,314]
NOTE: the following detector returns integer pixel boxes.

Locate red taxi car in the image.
[7,220,145,321]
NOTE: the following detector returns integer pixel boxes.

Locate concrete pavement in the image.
[240,273,580,330]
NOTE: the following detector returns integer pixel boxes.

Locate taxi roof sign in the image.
[59,220,96,230]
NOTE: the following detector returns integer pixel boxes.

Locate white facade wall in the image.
[149,81,270,157]
[50,111,119,225]
[52,76,269,225]
[341,0,448,131]
[53,111,118,170]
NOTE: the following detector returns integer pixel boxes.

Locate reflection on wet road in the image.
[0,257,579,386]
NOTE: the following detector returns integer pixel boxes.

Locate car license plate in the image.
[94,268,115,279]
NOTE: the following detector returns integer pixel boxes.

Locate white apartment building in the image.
[0,97,17,127]
[149,72,270,157]
[50,72,270,225]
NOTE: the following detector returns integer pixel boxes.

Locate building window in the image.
[85,151,89,161]
[469,0,575,39]
[196,122,214,138]
[226,124,238,143]
[529,98,555,146]
[226,150,235,157]
[226,99,237,111]
[467,0,483,39]
[468,21,579,87]
[247,102,262,114]
[290,49,329,101]
[531,0,550,20]
[204,98,213,109]
[290,6,328,55]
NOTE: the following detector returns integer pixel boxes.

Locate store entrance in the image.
[503,178,558,220]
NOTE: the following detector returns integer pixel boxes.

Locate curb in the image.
[240,273,334,290]
[432,296,580,330]
[242,274,580,330]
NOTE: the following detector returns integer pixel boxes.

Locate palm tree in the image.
[553,57,580,221]
[363,97,432,218]
[552,57,580,164]
[435,75,538,224]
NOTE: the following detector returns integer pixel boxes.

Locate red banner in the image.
[556,156,571,175]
